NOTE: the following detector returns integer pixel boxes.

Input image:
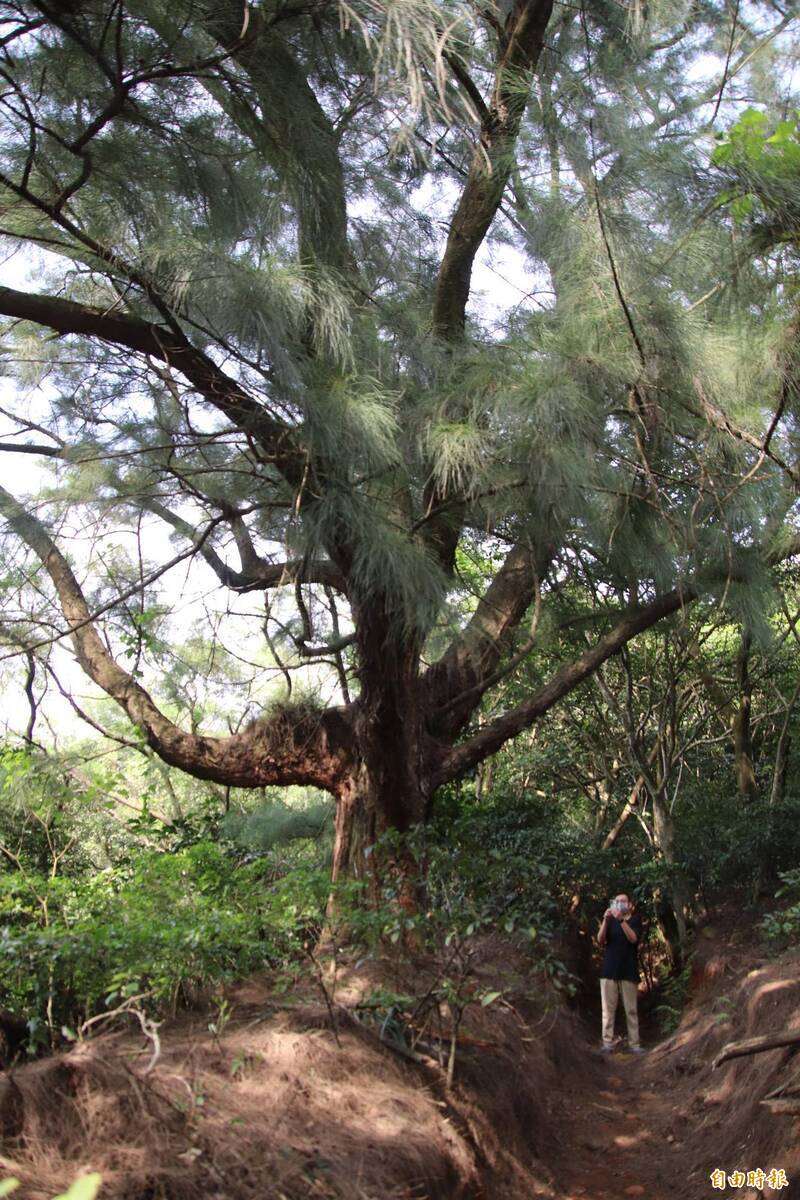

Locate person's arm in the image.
[619,913,639,944]
[598,908,614,947]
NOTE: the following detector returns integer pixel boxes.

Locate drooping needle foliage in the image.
[0,0,796,896]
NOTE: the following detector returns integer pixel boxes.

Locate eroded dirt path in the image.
[543,1045,693,1200]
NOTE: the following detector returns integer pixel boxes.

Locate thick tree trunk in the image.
[331,763,430,896]
[331,764,376,884]
[330,600,431,891]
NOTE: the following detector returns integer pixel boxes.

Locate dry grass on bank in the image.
[0,950,571,1200]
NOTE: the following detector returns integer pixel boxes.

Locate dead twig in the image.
[78,994,162,1074]
[304,943,341,1049]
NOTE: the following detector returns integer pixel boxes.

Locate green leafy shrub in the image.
[0,842,333,1045]
[761,868,800,942]
[653,958,692,1035]
[223,790,335,858]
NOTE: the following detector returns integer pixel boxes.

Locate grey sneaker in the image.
[601,1043,614,1053]
[629,1045,645,1054]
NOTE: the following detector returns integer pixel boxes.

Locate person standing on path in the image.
[597,893,643,1053]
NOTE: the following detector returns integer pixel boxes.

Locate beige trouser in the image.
[600,978,640,1048]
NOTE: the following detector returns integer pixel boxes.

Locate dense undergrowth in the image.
[0,750,565,1053]
[2,740,800,1062]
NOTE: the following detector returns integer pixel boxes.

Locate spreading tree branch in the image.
[0,483,353,791]
[144,499,347,595]
[432,0,554,339]
[422,1,554,572]
[0,285,307,485]
[425,539,553,736]
[193,4,351,273]
[432,586,697,786]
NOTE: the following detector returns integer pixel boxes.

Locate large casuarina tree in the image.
[0,1,797,883]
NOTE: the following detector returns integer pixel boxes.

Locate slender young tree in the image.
[0,0,797,888]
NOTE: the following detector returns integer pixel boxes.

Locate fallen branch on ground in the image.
[763,1065,800,1101]
[712,1028,800,1069]
[760,1098,800,1114]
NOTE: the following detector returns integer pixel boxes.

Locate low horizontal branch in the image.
[0,482,354,790]
[295,632,356,658]
[712,1028,800,1070]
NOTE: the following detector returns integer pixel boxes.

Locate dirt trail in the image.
[541,934,800,1200]
[546,1047,686,1200]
